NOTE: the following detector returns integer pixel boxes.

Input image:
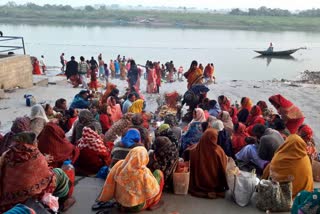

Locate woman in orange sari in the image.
[101,82,117,104]
[184,60,203,89]
[96,147,164,212]
[269,94,304,134]
[237,97,253,124]
[146,63,157,94]
[262,134,313,198]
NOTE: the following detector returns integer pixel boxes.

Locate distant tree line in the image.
[229,6,320,17]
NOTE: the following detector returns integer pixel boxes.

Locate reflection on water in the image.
[253,55,297,67]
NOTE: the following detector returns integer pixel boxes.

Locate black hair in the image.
[190,60,198,69]
[55,98,66,108]
[252,124,266,136]
[201,122,208,132]
[127,93,135,100]
[209,100,217,108]
[71,56,75,60]
[68,108,76,117]
[273,118,286,131]
[234,123,240,132]
[80,56,85,61]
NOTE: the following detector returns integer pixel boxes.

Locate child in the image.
[89,68,98,92]
[67,108,78,131]
[99,103,112,133]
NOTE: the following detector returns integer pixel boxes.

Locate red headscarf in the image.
[218,96,231,112]
[38,122,79,168]
[229,106,238,124]
[246,105,263,126]
[232,123,249,154]
[298,124,313,143]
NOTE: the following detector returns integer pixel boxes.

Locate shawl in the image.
[0,117,31,156]
[0,133,55,210]
[77,127,107,153]
[218,111,234,135]
[269,94,304,120]
[298,124,313,143]
[262,134,313,198]
[218,96,231,112]
[101,83,117,104]
[189,108,206,125]
[104,114,133,143]
[128,99,144,114]
[231,123,249,154]
[148,136,179,181]
[121,128,141,148]
[69,94,90,109]
[30,104,49,122]
[72,110,102,144]
[38,123,79,168]
[99,147,160,207]
[208,101,221,118]
[107,97,123,123]
[181,122,203,151]
[229,106,238,124]
[189,129,228,198]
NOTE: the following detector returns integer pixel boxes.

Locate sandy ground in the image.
[1,71,319,146]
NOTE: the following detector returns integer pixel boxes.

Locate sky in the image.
[0,0,320,11]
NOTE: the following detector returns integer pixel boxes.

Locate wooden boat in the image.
[254,48,300,56]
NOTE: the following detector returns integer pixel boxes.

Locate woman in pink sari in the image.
[146,64,157,94]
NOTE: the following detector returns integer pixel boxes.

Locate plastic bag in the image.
[41,193,59,213]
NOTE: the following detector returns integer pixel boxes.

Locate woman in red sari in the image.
[32,57,42,75]
[232,122,249,154]
[269,94,304,134]
[146,64,157,94]
[218,95,231,112]
[38,122,80,168]
[245,105,265,135]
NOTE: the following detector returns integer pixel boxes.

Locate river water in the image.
[1,24,320,80]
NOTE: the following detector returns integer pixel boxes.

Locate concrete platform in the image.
[67,177,287,214]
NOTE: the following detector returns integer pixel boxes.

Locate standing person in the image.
[210,63,216,84]
[114,60,120,78]
[89,56,98,77]
[32,57,42,75]
[155,62,161,93]
[109,59,115,78]
[177,66,184,81]
[104,63,109,85]
[89,64,98,92]
[98,56,105,79]
[184,60,203,90]
[78,56,89,89]
[204,63,211,83]
[146,62,157,94]
[39,55,46,75]
[60,53,65,72]
[127,60,139,90]
[65,56,80,88]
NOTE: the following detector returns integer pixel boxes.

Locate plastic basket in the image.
[173,172,190,195]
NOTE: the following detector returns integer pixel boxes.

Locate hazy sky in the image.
[1,0,320,10]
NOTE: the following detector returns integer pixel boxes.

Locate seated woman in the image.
[130,113,151,150]
[218,95,231,112]
[211,120,234,158]
[257,100,272,120]
[72,109,102,144]
[97,147,164,212]
[237,97,252,124]
[207,100,221,118]
[246,105,265,135]
[104,113,133,143]
[269,94,304,134]
[0,117,31,156]
[217,111,234,136]
[0,132,74,212]
[297,124,317,160]
[148,136,179,189]
[76,127,112,176]
[188,128,228,198]
[262,134,313,198]
[229,106,238,124]
[164,114,182,148]
[181,121,203,154]
[69,90,90,109]
[99,104,112,134]
[110,128,142,167]
[155,124,179,149]
[30,104,49,137]
[128,99,145,114]
[232,122,249,154]
[38,122,80,168]
[107,96,122,123]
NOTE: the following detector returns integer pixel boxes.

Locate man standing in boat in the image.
[267,42,273,52]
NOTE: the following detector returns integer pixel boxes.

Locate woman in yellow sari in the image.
[97,147,164,212]
[128,99,145,114]
[184,60,203,89]
[262,134,313,198]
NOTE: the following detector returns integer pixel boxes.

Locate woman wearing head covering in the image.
[148,136,179,186]
[188,128,228,198]
[72,110,102,144]
[217,111,234,136]
[208,100,221,118]
[105,113,133,143]
[76,127,112,175]
[262,134,313,198]
[257,100,272,119]
[0,132,74,212]
[246,105,265,135]
[98,147,164,212]
[128,99,145,114]
[190,108,206,124]
[110,128,142,167]
[164,114,182,147]
[297,124,317,160]
[101,82,117,104]
[232,123,249,154]
[130,113,151,150]
[184,60,203,89]
[269,94,304,134]
[211,120,234,158]
[237,97,253,124]
[155,124,179,149]
[218,95,231,112]
[229,106,238,124]
[0,117,31,156]
[107,96,122,123]
[38,122,80,168]
[30,104,49,137]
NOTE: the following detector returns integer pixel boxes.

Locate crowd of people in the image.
[0,57,318,213]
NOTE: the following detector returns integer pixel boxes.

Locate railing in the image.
[0,36,26,54]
